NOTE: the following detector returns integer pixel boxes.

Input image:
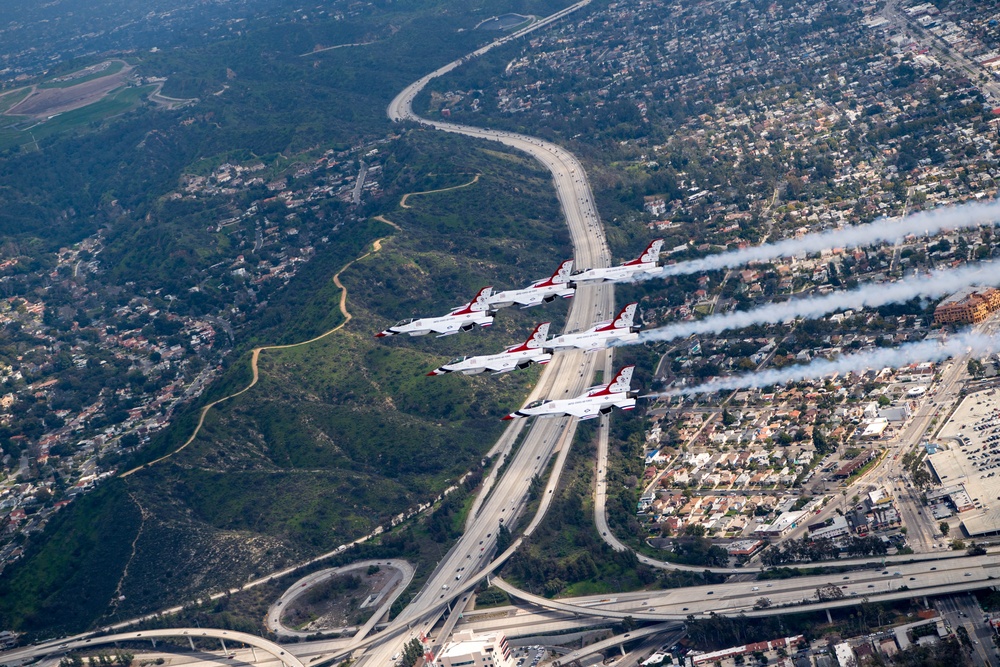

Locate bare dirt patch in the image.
[280,567,400,633]
[5,64,133,118]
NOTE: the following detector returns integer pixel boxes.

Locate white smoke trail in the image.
[653,198,1000,278]
[651,331,999,397]
[631,262,997,344]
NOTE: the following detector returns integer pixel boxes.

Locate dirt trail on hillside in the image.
[398,173,480,208]
[121,228,397,477]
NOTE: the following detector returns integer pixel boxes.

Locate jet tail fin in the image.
[595,303,638,331]
[588,365,635,396]
[507,322,550,352]
[622,239,664,266]
[534,259,574,287]
[451,286,495,314]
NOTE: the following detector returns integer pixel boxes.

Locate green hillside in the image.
[0,131,571,635]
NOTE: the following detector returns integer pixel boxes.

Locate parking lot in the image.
[928,388,1000,536]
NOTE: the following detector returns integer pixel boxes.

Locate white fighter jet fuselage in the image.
[488,260,576,309]
[427,323,552,375]
[504,366,638,420]
[571,239,664,284]
[375,287,496,338]
[545,303,640,352]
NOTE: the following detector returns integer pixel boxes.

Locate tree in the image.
[968,542,987,556]
[397,638,423,667]
[968,359,985,378]
[939,521,949,536]
[815,583,845,601]
[495,523,512,553]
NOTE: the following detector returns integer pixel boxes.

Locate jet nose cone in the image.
[427,370,444,376]
[501,414,514,421]
[374,331,389,338]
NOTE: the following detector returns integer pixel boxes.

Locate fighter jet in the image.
[375,286,496,338]
[570,239,664,284]
[487,260,576,309]
[544,303,640,352]
[426,323,552,376]
[503,365,637,420]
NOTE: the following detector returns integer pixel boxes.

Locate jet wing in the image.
[484,357,522,374]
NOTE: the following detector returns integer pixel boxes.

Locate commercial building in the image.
[933,286,1000,325]
[754,510,806,538]
[726,539,765,556]
[690,635,805,666]
[833,450,878,479]
[879,403,912,422]
[834,642,855,667]
[808,515,850,540]
[928,389,1000,536]
[437,630,514,667]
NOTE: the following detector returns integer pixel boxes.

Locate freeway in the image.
[552,626,685,667]
[486,552,1000,624]
[0,628,303,667]
[0,5,614,664]
[12,2,1000,665]
[345,2,618,664]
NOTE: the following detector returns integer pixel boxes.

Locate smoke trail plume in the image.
[632,262,997,344]
[655,198,1000,278]
[651,331,999,397]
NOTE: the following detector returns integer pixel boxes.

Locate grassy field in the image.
[0,88,31,114]
[0,84,155,150]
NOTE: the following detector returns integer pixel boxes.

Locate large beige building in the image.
[934,287,1000,325]
[437,630,514,667]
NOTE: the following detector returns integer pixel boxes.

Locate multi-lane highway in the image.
[346,3,618,664]
[0,628,304,667]
[8,3,1000,667]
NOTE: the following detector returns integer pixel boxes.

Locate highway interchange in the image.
[6,1,1000,666]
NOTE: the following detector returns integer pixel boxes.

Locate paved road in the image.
[351,161,367,205]
[0,628,303,667]
[552,627,685,667]
[347,2,615,664]
[265,559,413,640]
[880,0,1000,103]
[935,594,999,666]
[488,552,1000,623]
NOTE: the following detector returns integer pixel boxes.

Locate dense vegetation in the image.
[0,0,585,629]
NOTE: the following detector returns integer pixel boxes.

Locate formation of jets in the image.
[375,241,664,418]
